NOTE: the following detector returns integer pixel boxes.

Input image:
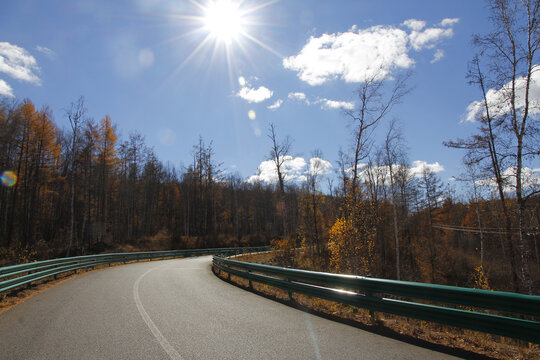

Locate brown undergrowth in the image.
[216,251,540,360]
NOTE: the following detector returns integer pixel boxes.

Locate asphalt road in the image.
[0,256,460,359]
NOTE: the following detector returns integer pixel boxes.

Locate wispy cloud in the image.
[403,19,426,31]
[408,26,453,51]
[317,98,354,110]
[283,18,458,85]
[36,45,55,59]
[267,99,283,110]
[237,85,273,103]
[0,79,14,97]
[430,49,445,63]
[0,42,41,85]
[440,18,460,27]
[287,92,309,105]
[158,128,176,146]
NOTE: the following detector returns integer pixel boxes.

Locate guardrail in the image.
[0,247,269,295]
[213,256,540,343]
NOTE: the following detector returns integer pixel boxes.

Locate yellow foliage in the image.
[471,265,491,290]
[328,217,374,275]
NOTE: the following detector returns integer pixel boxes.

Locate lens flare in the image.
[248,110,256,120]
[238,76,246,87]
[1,170,17,187]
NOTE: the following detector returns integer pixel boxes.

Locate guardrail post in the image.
[366,275,375,320]
[248,270,253,289]
[286,266,293,301]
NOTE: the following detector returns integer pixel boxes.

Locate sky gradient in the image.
[2,0,530,191]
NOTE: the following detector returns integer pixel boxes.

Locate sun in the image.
[203,0,244,44]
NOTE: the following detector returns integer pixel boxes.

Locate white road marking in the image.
[133,265,184,360]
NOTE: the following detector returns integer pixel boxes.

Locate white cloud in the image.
[237,85,273,103]
[430,49,445,63]
[318,98,354,110]
[440,18,460,27]
[409,27,453,51]
[0,79,14,97]
[0,42,41,86]
[476,167,540,192]
[403,19,426,31]
[36,46,55,58]
[284,19,458,85]
[464,68,540,122]
[247,156,333,184]
[308,157,332,176]
[288,92,307,101]
[410,160,445,177]
[356,161,444,185]
[267,99,283,110]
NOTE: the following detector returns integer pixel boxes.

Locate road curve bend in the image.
[0,256,458,359]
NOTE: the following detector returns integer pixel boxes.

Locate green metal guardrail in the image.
[213,256,540,343]
[0,247,269,295]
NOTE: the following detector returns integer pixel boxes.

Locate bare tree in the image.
[65,97,87,257]
[346,71,410,204]
[445,0,540,293]
[385,119,407,280]
[267,123,291,194]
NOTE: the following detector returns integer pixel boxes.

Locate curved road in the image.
[0,256,458,359]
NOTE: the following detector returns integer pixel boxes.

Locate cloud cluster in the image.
[409,160,445,177]
[288,92,307,101]
[283,18,458,86]
[464,69,540,122]
[476,167,540,192]
[357,160,444,184]
[237,85,273,103]
[247,155,332,184]
[0,42,41,97]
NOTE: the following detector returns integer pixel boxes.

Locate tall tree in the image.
[384,119,407,280]
[445,0,539,293]
[65,97,87,256]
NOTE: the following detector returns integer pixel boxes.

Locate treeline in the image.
[0,98,295,259]
[0,97,539,294]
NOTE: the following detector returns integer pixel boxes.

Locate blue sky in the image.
[0,0,504,189]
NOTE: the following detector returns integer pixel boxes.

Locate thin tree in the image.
[384,119,406,280]
[346,71,410,204]
[65,97,87,257]
[445,0,540,293]
[267,123,291,235]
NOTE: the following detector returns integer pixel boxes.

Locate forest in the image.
[0,0,539,296]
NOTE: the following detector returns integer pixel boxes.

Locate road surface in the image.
[0,256,459,359]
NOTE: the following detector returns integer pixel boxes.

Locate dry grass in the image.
[216,251,540,360]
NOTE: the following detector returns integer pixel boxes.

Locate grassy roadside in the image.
[215,251,540,360]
